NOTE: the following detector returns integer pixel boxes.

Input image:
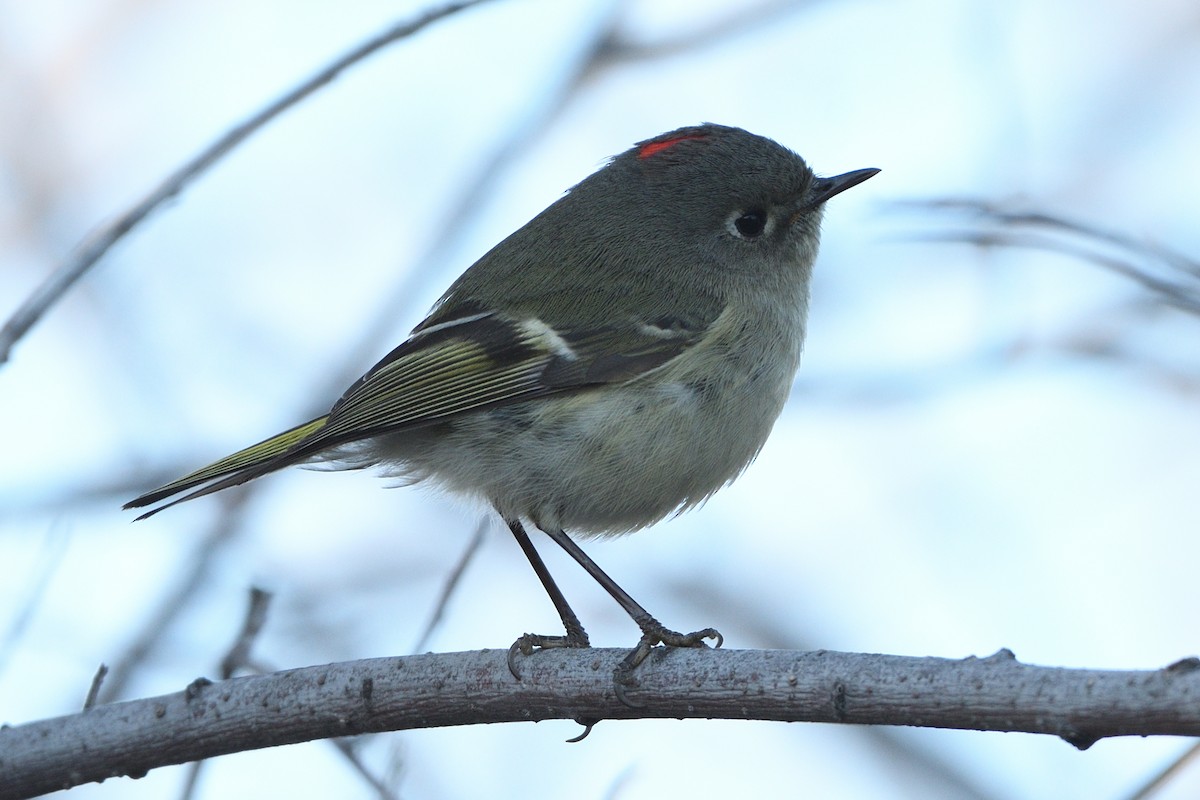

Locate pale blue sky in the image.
[2,1,1199,798]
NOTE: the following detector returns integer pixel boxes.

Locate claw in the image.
[611,624,722,708]
[653,626,721,652]
[506,630,591,681]
[506,638,528,680]
[565,718,599,743]
[613,669,644,709]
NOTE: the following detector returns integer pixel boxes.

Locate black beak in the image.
[808,167,880,206]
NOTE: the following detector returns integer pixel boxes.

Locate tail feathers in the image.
[125,416,330,519]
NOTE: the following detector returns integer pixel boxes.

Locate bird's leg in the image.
[505,517,591,679]
[540,526,722,706]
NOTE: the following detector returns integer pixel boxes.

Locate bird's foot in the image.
[507,629,591,679]
[613,621,722,707]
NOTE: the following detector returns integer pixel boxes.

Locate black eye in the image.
[733,210,767,238]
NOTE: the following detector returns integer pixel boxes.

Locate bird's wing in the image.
[125,310,705,516]
[319,311,702,442]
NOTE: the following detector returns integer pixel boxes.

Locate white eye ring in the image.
[726,208,772,239]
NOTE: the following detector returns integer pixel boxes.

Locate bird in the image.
[126,123,878,699]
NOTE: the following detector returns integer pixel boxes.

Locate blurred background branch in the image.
[896,198,1200,315]
[2,1,1198,798]
[0,0,494,366]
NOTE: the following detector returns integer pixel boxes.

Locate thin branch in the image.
[177,761,204,800]
[330,739,402,800]
[207,594,401,797]
[180,587,273,800]
[0,523,70,676]
[2,647,1198,799]
[97,488,252,704]
[82,664,108,712]
[219,587,273,680]
[600,0,821,62]
[410,517,488,654]
[1126,740,1200,800]
[0,0,494,365]
[894,199,1200,315]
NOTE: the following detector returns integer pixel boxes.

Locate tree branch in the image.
[2,647,1198,799]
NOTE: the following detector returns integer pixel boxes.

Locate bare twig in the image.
[98,488,252,704]
[410,517,488,654]
[0,0,493,366]
[178,760,204,800]
[601,0,821,62]
[1126,740,1200,800]
[178,587,274,800]
[894,199,1200,315]
[82,664,108,711]
[0,523,70,676]
[3,647,1198,799]
[210,613,400,796]
[331,739,402,800]
[220,587,273,680]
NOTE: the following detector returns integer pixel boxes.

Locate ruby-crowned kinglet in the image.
[127,124,877,692]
